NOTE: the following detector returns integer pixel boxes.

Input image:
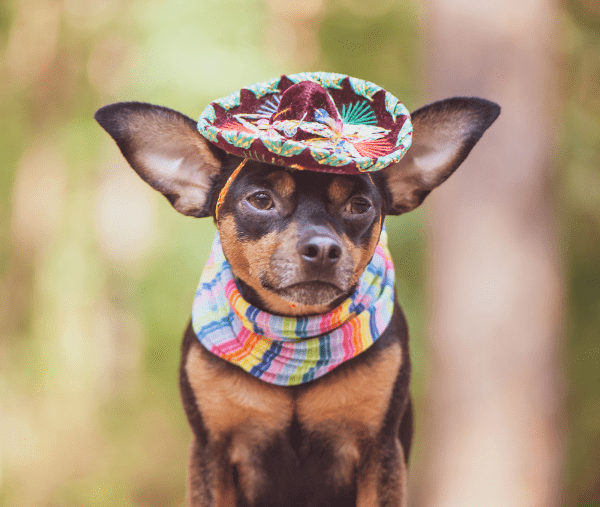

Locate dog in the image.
[95,73,499,507]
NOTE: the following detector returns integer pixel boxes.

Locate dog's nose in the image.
[298,235,342,267]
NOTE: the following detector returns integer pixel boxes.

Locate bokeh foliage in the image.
[0,0,598,505]
[559,1,600,504]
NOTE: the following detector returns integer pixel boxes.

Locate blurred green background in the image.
[0,0,598,505]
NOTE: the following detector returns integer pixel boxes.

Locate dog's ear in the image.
[95,102,224,217]
[383,97,500,215]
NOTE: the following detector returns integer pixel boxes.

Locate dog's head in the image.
[95,98,499,315]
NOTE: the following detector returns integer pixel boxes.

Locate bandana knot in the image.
[192,228,395,386]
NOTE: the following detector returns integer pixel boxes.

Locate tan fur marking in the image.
[327,428,361,486]
[185,341,293,438]
[356,439,408,506]
[356,460,379,507]
[361,215,383,272]
[343,235,363,287]
[211,463,236,507]
[297,337,402,432]
[344,215,382,286]
[219,215,277,290]
[218,214,250,279]
[328,176,354,206]
[220,218,337,316]
[266,170,295,200]
[295,342,402,494]
[186,342,294,504]
[244,231,280,285]
[228,433,271,505]
[187,438,237,507]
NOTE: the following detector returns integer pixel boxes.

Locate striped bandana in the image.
[192,227,395,386]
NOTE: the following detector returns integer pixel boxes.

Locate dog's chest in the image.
[185,338,402,503]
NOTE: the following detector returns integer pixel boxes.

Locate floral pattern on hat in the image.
[197,72,412,174]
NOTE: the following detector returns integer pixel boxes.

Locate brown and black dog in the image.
[95,96,499,506]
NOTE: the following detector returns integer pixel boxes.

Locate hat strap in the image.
[215,158,248,221]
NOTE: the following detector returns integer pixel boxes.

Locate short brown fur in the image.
[328,176,354,207]
[295,337,401,430]
[219,217,336,316]
[95,96,500,507]
[181,166,412,506]
[182,312,408,506]
[266,170,296,200]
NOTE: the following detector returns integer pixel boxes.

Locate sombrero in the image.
[197,72,412,175]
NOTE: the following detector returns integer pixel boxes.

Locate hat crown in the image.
[271,81,341,126]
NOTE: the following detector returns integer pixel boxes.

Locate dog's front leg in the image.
[187,437,237,507]
[356,439,408,507]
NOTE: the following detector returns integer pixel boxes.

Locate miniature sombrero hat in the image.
[197,72,412,174]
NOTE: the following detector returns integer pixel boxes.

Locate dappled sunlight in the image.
[87,35,139,95]
[5,0,61,86]
[11,144,68,255]
[94,163,159,268]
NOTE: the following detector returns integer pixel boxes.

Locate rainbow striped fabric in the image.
[192,227,395,386]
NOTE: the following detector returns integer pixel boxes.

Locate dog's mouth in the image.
[267,281,346,306]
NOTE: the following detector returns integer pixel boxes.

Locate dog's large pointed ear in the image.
[95,102,224,217]
[383,97,500,215]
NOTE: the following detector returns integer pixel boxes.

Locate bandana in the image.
[192,227,395,386]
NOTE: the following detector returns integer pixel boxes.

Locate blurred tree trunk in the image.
[416,0,564,506]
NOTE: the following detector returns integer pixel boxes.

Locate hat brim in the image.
[197,72,412,174]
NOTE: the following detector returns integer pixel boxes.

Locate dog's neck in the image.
[235,277,352,318]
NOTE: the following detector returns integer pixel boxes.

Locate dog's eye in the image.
[346,197,371,214]
[248,192,274,210]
